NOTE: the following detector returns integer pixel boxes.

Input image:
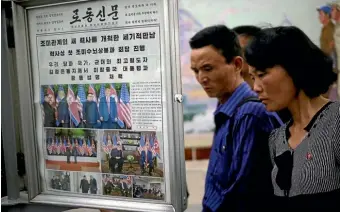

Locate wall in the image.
[179,0,328,149]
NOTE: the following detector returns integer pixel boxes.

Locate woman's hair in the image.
[244,26,337,98]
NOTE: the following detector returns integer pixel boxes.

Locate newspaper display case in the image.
[12,0,186,211]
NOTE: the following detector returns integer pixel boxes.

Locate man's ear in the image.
[233,56,244,73]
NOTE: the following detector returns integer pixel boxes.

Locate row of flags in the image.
[41,83,132,129]
[46,137,96,156]
[138,134,160,159]
[101,133,160,159]
[102,134,120,154]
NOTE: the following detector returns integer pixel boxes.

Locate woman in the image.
[245,26,340,210]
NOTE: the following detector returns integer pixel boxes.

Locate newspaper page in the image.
[27,0,165,201]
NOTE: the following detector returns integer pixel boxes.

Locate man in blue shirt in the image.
[189,25,282,211]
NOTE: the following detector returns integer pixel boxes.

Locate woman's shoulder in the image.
[268,123,286,144]
[322,101,340,126]
[328,101,340,118]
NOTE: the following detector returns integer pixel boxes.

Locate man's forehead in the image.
[191,47,225,66]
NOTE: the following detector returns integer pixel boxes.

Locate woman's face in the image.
[249,65,296,111]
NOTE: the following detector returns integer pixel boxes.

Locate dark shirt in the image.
[90,178,97,190]
[57,98,69,123]
[111,149,123,158]
[83,101,99,124]
[43,101,56,127]
[80,179,89,192]
[203,82,283,212]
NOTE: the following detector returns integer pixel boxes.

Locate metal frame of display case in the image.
[11,0,186,211]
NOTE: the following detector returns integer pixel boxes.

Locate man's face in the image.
[87,94,94,101]
[105,88,111,96]
[318,11,329,23]
[190,45,241,101]
[237,35,253,88]
[44,96,49,102]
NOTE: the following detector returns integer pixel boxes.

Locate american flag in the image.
[113,135,118,146]
[56,139,61,155]
[138,135,145,153]
[98,84,105,109]
[51,140,57,154]
[67,85,81,127]
[87,139,92,156]
[111,84,125,128]
[119,83,132,128]
[151,135,161,159]
[102,139,109,154]
[60,140,66,154]
[78,140,85,156]
[149,134,154,148]
[47,139,52,154]
[77,84,86,120]
[88,84,97,103]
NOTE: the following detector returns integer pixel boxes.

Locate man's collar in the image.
[214,82,255,117]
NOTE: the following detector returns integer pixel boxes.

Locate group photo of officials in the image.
[132,177,164,200]
[41,83,132,130]
[47,171,71,192]
[102,174,132,197]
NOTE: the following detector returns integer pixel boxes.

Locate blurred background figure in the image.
[330,1,340,99]
[317,5,337,99]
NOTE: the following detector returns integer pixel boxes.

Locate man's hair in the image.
[189,25,241,63]
[232,25,261,38]
[245,26,336,98]
[87,92,94,96]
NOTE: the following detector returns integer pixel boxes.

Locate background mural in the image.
[179,0,336,143]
